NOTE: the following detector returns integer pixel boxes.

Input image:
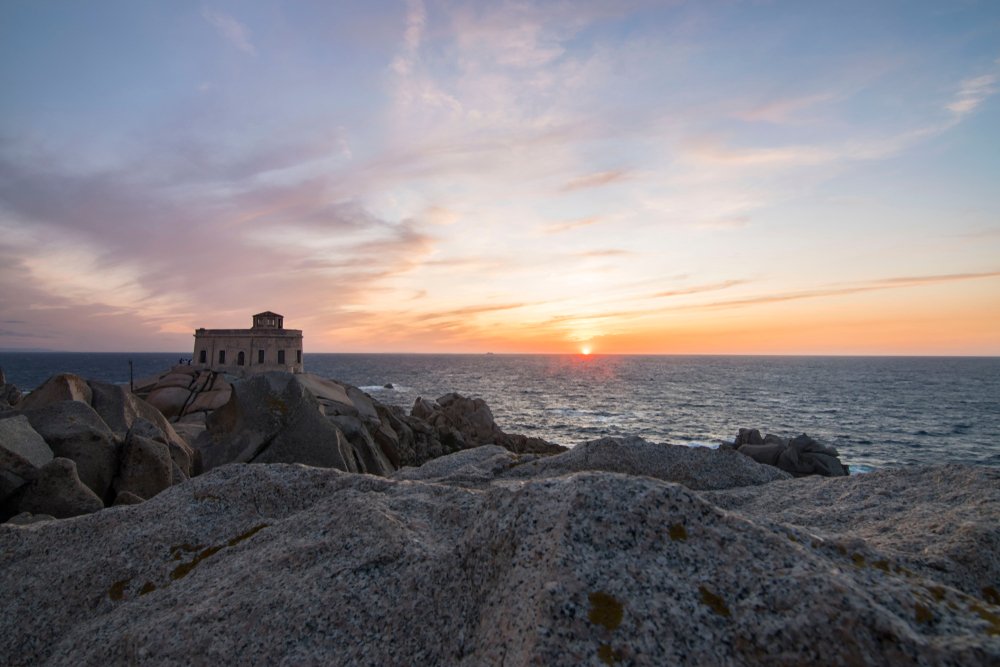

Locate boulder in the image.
[24,401,118,501]
[16,458,103,519]
[195,373,365,473]
[186,388,231,413]
[113,433,173,501]
[112,491,144,506]
[734,429,848,478]
[0,416,53,504]
[503,436,791,490]
[5,512,55,525]
[87,381,195,477]
[16,374,92,411]
[0,463,997,665]
[145,387,193,419]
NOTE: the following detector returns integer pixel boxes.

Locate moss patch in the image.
[851,553,865,569]
[914,602,933,624]
[970,603,1000,636]
[597,643,623,664]
[588,591,623,631]
[108,578,130,601]
[139,581,157,596]
[872,559,890,572]
[699,585,731,617]
[982,586,1000,605]
[170,524,268,581]
[668,523,687,541]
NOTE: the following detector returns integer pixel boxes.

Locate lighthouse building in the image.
[193,311,303,376]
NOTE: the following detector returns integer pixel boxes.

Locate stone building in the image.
[193,311,303,376]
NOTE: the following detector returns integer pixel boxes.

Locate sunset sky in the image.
[1,1,998,354]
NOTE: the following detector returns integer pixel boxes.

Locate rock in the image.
[0,416,53,506]
[185,388,231,413]
[503,436,791,490]
[0,462,997,665]
[145,387,193,419]
[409,392,566,459]
[112,491,145,506]
[24,401,119,501]
[5,511,56,525]
[393,444,521,487]
[16,458,103,519]
[16,374,92,411]
[704,465,1000,599]
[328,415,394,477]
[87,381,195,477]
[113,433,173,501]
[734,429,848,478]
[383,383,394,389]
[195,372,367,473]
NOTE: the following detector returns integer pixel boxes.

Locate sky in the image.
[1,0,998,355]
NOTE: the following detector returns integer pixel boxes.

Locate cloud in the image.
[573,249,633,258]
[390,0,426,76]
[202,8,256,54]
[560,169,632,192]
[654,280,747,298]
[541,217,603,234]
[693,271,1000,310]
[734,92,838,124]
[947,73,997,117]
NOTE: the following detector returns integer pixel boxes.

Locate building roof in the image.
[253,311,283,318]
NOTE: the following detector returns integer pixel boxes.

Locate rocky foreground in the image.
[1,369,999,665]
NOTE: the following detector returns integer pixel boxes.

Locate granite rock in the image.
[24,401,119,501]
[0,416,53,508]
[16,374,92,411]
[114,432,174,501]
[0,462,997,665]
[503,436,791,490]
[16,457,103,519]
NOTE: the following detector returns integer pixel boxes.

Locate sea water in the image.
[2,352,997,470]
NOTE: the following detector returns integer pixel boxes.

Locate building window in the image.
[237,351,245,366]
[278,350,285,364]
[258,349,265,364]
[199,350,206,363]
[219,350,226,364]
[296,349,302,363]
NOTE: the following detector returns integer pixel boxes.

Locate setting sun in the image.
[581,346,592,356]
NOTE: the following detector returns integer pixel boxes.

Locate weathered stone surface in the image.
[195,373,363,473]
[705,464,1000,599]
[6,511,55,525]
[186,388,231,413]
[114,433,173,501]
[735,429,848,477]
[16,458,103,519]
[504,436,791,490]
[16,374,92,411]
[112,491,145,506]
[87,381,195,477]
[145,387,192,419]
[0,416,53,504]
[24,401,118,500]
[0,462,997,666]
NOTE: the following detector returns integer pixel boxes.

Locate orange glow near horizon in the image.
[581,345,592,355]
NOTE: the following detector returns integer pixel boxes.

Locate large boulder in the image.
[133,366,231,425]
[113,432,174,502]
[410,392,567,458]
[87,381,195,477]
[0,367,20,407]
[24,401,119,501]
[15,457,103,519]
[0,416,53,510]
[736,429,848,477]
[16,374,92,411]
[194,372,377,474]
[0,462,997,665]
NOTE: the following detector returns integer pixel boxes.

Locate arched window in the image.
[237,351,245,366]
[199,350,206,363]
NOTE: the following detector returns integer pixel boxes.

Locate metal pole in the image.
[129,360,134,393]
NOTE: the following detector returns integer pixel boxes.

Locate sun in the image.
[581,345,592,355]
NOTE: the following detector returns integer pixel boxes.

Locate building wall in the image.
[192,329,304,375]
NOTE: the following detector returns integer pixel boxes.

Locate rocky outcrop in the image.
[1,454,997,666]
[502,435,791,490]
[133,365,232,428]
[0,367,20,407]
[1,374,199,519]
[735,428,848,477]
[411,392,567,456]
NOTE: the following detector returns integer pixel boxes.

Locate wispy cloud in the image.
[540,217,603,235]
[654,280,747,298]
[561,169,632,192]
[202,8,255,54]
[947,73,997,117]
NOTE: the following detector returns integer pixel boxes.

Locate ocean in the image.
[2,352,998,471]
